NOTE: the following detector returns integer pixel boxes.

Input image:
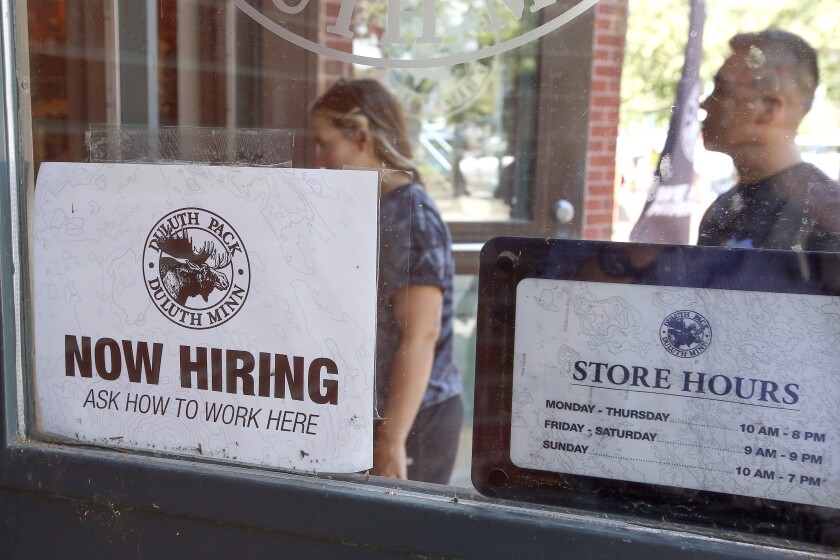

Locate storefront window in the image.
[6,0,839,552]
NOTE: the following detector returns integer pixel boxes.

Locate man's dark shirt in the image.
[698,162,840,251]
[376,183,461,414]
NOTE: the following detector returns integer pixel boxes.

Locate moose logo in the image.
[660,310,712,358]
[143,208,250,329]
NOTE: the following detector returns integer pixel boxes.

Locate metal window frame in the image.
[0,2,835,558]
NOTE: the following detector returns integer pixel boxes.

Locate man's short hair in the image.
[729,29,819,110]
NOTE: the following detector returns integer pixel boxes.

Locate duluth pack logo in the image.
[660,310,711,358]
[143,208,250,329]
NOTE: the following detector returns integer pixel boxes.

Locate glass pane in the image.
[17,0,840,550]
[350,11,541,222]
[616,1,840,248]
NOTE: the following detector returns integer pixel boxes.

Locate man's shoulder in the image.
[773,163,840,251]
[773,162,840,200]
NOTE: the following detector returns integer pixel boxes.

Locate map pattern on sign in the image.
[34,163,379,473]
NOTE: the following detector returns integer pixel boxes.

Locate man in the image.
[698,29,840,251]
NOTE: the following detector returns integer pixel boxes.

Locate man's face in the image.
[700,51,762,155]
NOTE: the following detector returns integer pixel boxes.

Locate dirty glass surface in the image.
[17,0,840,551]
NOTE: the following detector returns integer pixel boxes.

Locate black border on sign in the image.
[472,236,840,546]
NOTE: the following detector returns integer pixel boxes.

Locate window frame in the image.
[0,2,834,558]
[447,3,598,274]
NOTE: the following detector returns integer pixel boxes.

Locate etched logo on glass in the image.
[231,0,599,68]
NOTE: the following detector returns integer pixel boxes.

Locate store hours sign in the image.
[511,278,838,509]
[33,163,378,473]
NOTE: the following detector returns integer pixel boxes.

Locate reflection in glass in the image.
[348,1,542,222]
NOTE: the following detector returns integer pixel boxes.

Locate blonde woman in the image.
[310,79,462,483]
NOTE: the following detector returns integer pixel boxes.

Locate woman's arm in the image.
[372,284,442,479]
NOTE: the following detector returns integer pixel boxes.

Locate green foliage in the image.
[622,0,690,125]
[621,0,840,131]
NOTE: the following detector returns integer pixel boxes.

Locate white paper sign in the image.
[34,163,378,473]
[511,278,840,509]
